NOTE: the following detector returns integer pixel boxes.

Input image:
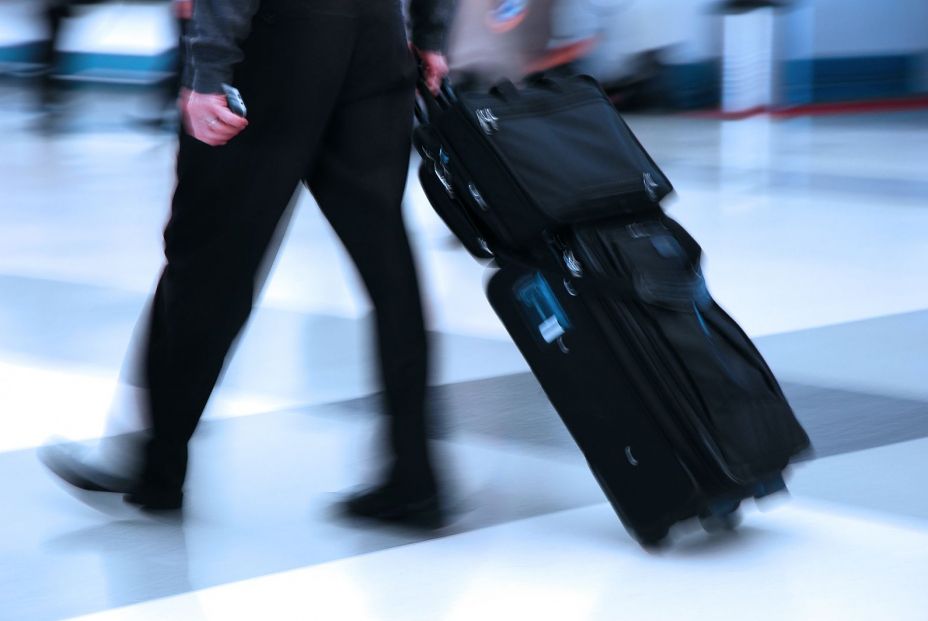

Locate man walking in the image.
[42,0,454,529]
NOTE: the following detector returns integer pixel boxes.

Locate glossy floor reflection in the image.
[1,86,927,620]
[64,501,928,621]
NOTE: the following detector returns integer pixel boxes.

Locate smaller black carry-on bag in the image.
[414,74,673,251]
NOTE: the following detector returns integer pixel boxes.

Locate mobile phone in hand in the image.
[222,84,247,118]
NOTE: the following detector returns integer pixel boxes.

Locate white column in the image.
[722,7,776,114]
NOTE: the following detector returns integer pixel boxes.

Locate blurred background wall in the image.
[0,0,176,86]
[0,0,925,108]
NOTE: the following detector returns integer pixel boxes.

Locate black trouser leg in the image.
[306,95,434,494]
[138,7,359,493]
[139,137,307,493]
[306,8,434,496]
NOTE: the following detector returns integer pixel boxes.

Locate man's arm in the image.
[408,0,455,93]
[408,0,456,53]
[177,0,257,146]
[182,0,261,94]
[173,0,193,20]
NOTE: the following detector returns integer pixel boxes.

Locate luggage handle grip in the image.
[524,72,568,92]
[417,77,454,109]
[415,58,456,123]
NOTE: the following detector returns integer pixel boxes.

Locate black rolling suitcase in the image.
[485,216,810,546]
[414,72,810,547]
[487,263,704,545]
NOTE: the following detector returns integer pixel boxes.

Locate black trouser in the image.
[138,0,433,496]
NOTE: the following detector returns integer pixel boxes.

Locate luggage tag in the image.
[515,272,571,352]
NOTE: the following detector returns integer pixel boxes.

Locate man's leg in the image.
[137,10,364,504]
[39,7,362,509]
[41,123,315,507]
[305,11,440,521]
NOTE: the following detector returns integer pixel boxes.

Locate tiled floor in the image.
[1,85,927,620]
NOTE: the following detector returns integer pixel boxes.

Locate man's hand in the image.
[179,88,248,146]
[414,47,449,95]
[174,0,193,20]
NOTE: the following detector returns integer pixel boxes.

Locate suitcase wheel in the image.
[635,527,670,550]
[751,474,788,499]
[698,499,742,534]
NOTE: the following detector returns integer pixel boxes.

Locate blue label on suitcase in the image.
[515,272,571,344]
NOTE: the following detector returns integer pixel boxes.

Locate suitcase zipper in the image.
[582,288,726,487]
[618,304,742,486]
[702,303,789,399]
[567,230,743,487]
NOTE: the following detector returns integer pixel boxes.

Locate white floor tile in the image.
[0,358,295,452]
[62,500,928,621]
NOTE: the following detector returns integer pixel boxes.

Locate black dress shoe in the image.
[124,488,184,512]
[339,485,447,530]
[39,444,135,493]
[39,444,182,511]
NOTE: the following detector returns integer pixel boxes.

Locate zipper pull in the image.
[467,183,489,211]
[476,108,499,135]
[643,172,660,201]
[562,249,584,278]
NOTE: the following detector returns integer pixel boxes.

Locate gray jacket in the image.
[184,0,455,94]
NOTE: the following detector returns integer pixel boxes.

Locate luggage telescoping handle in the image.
[488,74,570,102]
[525,73,570,92]
[488,80,520,102]
[415,59,456,124]
[415,69,585,121]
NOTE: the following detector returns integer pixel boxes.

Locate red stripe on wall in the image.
[687,96,928,119]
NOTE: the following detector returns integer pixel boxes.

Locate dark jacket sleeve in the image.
[409,0,456,52]
[182,0,261,94]
[184,0,455,94]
